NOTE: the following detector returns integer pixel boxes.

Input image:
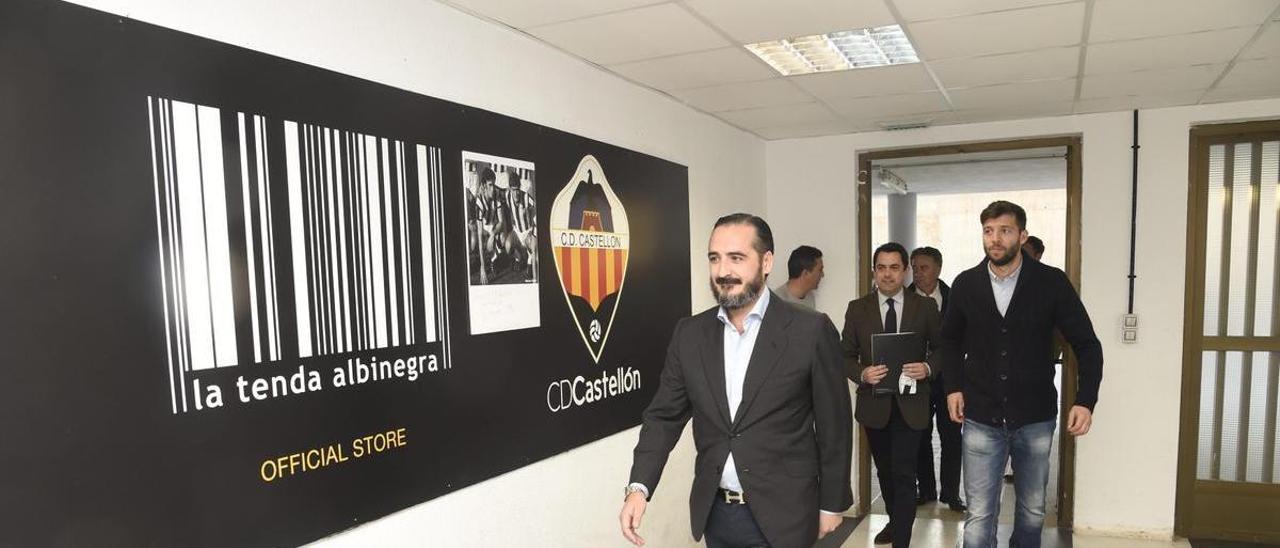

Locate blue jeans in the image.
[962,418,1055,548]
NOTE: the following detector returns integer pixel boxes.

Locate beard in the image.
[711,269,765,311]
[986,243,1019,267]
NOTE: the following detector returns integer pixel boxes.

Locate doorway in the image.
[854,136,1084,534]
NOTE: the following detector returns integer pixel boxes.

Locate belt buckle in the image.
[723,490,745,504]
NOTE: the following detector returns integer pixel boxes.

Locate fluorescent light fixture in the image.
[744,25,919,76]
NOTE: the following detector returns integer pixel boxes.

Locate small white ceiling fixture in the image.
[744,25,920,76]
[878,167,910,195]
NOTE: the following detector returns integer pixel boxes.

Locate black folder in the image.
[870,331,925,396]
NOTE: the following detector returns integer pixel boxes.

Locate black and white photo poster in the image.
[461,151,540,335]
[0,1,689,547]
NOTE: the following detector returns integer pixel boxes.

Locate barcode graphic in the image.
[148,97,449,414]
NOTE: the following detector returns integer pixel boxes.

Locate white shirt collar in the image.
[988,259,1023,283]
[877,288,904,308]
[914,284,939,298]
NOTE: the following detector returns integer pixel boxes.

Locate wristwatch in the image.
[624,483,647,500]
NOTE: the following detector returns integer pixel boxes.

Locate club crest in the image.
[550,156,630,363]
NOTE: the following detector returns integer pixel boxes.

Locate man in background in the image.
[1022,235,1045,261]
[908,246,964,512]
[843,242,940,547]
[775,245,824,309]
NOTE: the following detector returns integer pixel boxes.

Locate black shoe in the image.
[941,497,967,512]
[873,525,893,545]
[916,493,937,506]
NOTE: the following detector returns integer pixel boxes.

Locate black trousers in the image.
[865,399,922,548]
[704,498,771,548]
[916,378,962,501]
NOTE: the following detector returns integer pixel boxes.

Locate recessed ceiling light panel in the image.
[745,25,919,76]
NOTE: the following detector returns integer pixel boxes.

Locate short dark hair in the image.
[873,242,908,268]
[713,213,774,255]
[787,245,823,279]
[980,200,1027,231]
[910,246,942,267]
[1025,235,1045,256]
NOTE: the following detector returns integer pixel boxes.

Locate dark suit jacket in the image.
[629,294,853,548]
[908,280,951,393]
[841,290,941,431]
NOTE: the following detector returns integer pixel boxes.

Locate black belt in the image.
[716,488,746,504]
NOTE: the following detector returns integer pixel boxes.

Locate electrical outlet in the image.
[1122,314,1138,343]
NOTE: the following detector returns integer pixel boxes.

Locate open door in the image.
[855,136,1083,530]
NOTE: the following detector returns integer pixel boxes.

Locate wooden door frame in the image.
[853,135,1084,530]
[1175,120,1280,543]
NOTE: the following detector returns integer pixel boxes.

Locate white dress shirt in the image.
[715,289,770,493]
[914,284,943,314]
[989,260,1023,317]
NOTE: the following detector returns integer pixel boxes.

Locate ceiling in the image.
[439,0,1280,140]
[871,147,1067,195]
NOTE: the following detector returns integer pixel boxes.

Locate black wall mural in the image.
[0,1,690,546]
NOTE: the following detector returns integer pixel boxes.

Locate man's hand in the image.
[947,392,965,424]
[1066,405,1093,436]
[619,492,647,546]
[862,365,889,385]
[902,362,928,380]
[818,512,843,539]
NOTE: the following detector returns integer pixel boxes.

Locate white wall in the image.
[767,98,1280,539]
[65,0,765,546]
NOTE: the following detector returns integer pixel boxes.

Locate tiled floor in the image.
[836,514,1194,548]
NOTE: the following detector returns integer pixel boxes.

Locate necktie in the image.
[885,298,897,334]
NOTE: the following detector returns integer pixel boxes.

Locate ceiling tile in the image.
[1073,90,1204,113]
[609,47,778,91]
[1085,28,1256,74]
[907,2,1085,59]
[716,102,837,129]
[829,92,951,120]
[673,79,813,112]
[893,0,1074,23]
[1202,85,1280,103]
[752,120,859,140]
[941,102,1074,124]
[683,0,894,44]
[1081,64,1224,97]
[789,63,937,102]
[1088,0,1279,42]
[1240,22,1280,60]
[1216,56,1280,89]
[948,79,1077,109]
[931,47,1079,88]
[445,0,660,29]
[528,4,729,65]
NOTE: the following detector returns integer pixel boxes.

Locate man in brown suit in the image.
[842,242,941,547]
